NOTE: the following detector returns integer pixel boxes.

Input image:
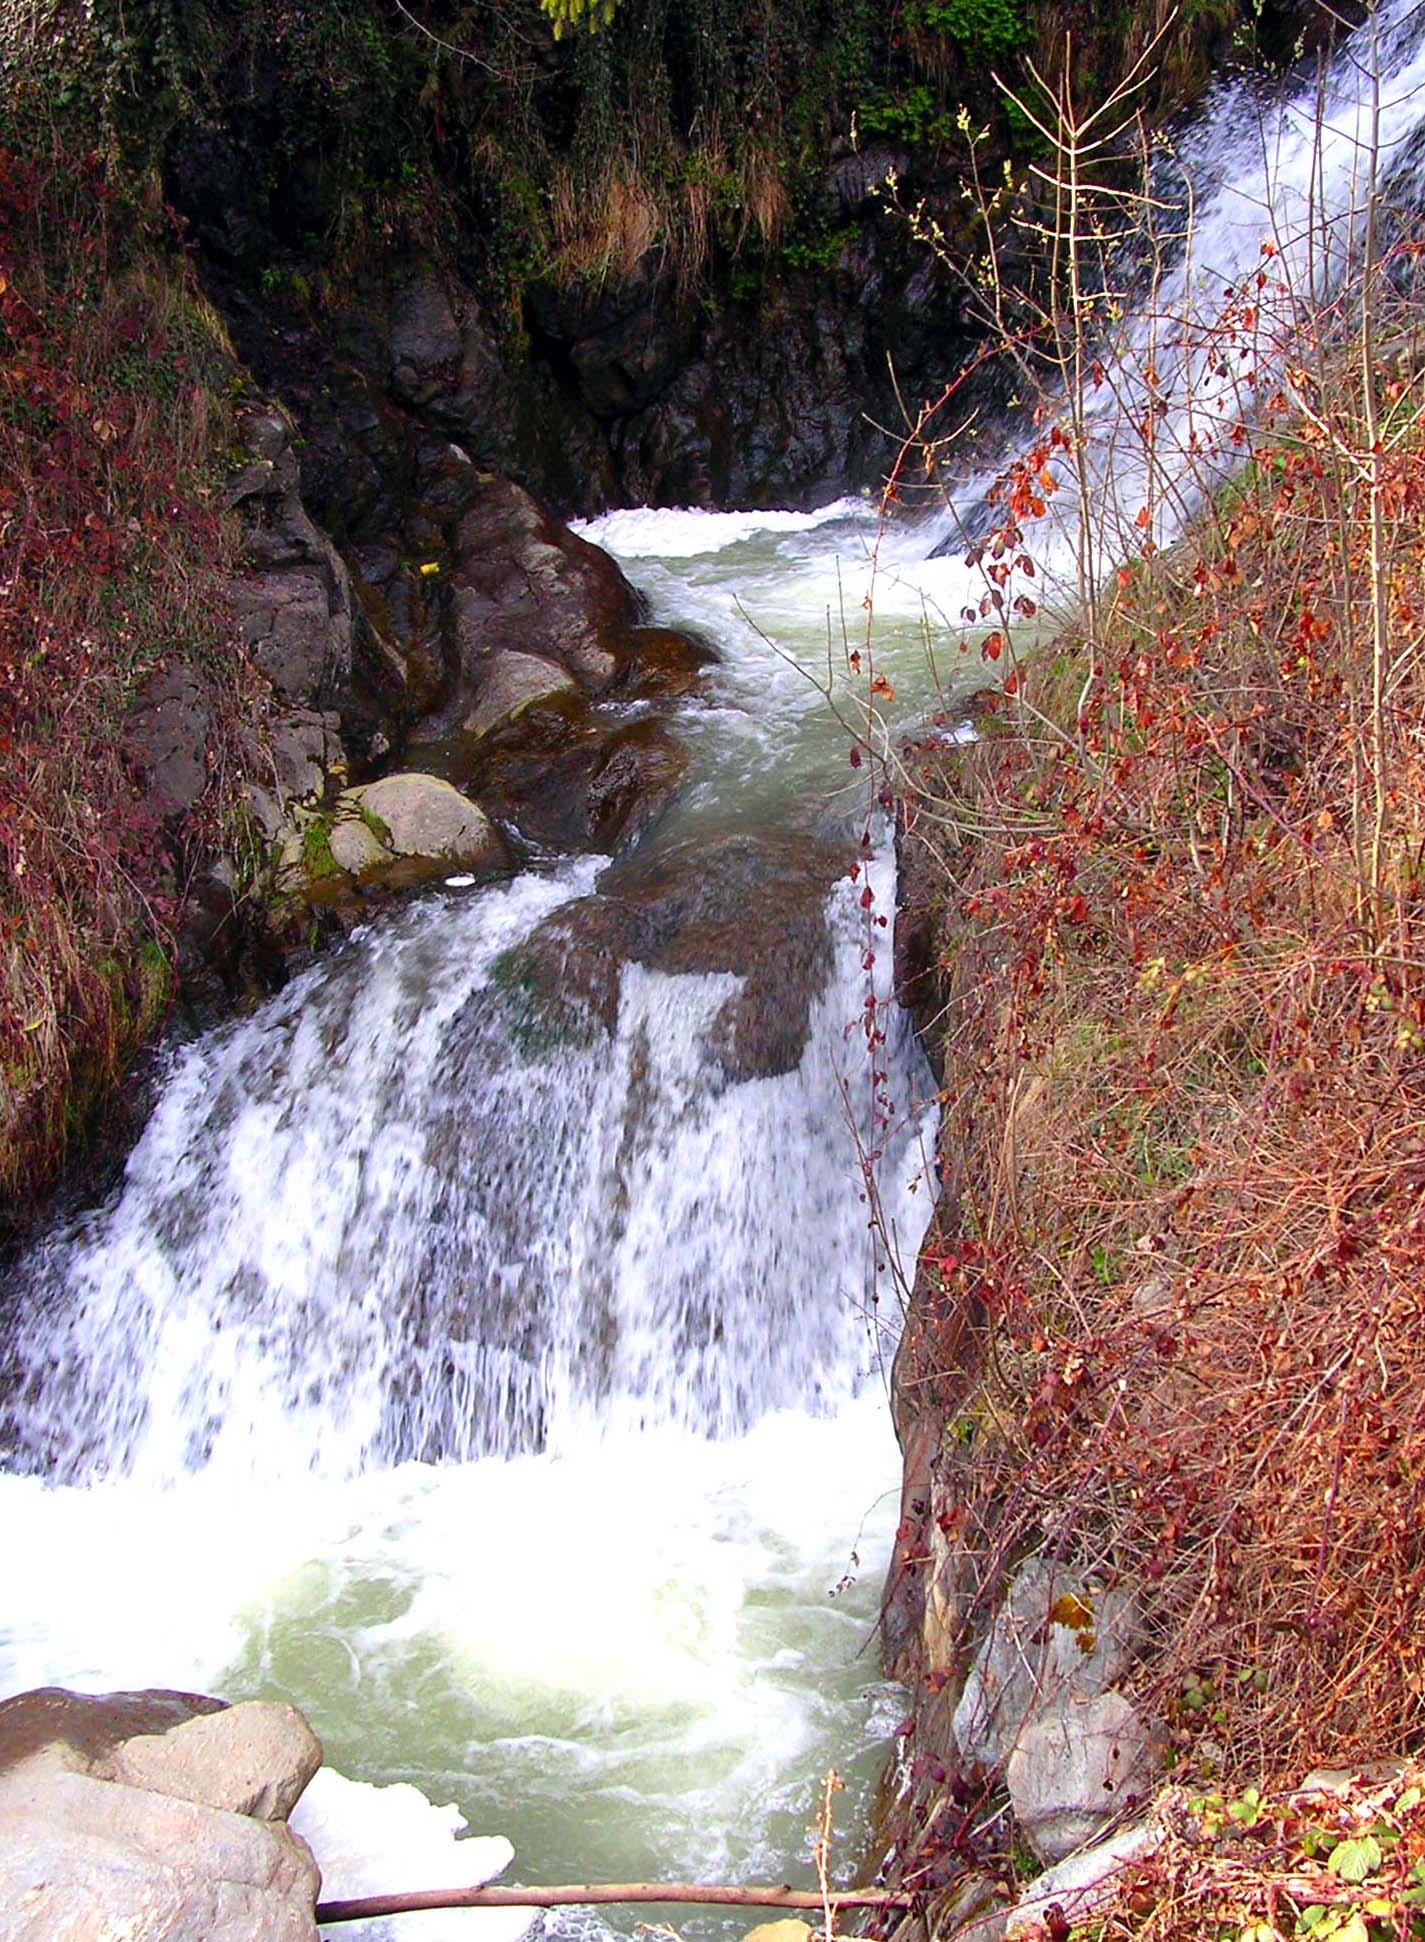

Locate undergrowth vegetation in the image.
[0,138,245,1212]
[3,0,1268,318]
[880,31,1425,1848]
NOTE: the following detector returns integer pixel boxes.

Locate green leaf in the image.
[1328,1835,1383,1884]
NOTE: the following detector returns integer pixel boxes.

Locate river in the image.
[7,4,1425,1924]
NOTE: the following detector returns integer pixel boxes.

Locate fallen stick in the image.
[315,1881,917,1925]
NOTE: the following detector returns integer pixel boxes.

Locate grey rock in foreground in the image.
[952,1558,1141,1774]
[0,1686,322,1941]
[1007,1689,1159,1865]
[1005,1820,1163,1936]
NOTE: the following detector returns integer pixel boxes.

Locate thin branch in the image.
[315,1881,916,1926]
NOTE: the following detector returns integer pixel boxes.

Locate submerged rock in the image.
[500,831,846,1079]
[612,625,720,701]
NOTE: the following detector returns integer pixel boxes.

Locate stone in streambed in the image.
[280,772,510,904]
[0,1686,322,1941]
[443,477,641,701]
[104,1701,322,1823]
[585,719,689,846]
[334,774,506,877]
[612,625,720,700]
[500,831,845,1077]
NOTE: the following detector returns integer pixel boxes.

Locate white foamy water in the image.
[0,837,932,1932]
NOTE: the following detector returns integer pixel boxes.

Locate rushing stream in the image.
[8,8,1425,1934]
[0,501,957,1941]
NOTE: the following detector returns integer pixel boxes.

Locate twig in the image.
[315,1882,916,1926]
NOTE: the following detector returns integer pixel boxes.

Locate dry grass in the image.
[888,256,1425,1815]
[0,141,246,1215]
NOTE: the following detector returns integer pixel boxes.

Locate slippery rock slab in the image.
[952,1558,1141,1773]
[105,1700,322,1823]
[1006,1690,1159,1865]
[0,1770,318,1941]
[459,650,581,742]
[1005,1821,1162,1936]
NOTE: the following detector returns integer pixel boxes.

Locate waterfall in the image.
[924,0,1425,571]
[1,843,928,1490]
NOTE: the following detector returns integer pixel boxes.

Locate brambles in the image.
[0,145,243,1215]
[878,10,1425,1845]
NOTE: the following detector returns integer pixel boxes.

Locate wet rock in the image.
[437,700,687,854]
[457,650,581,743]
[440,477,641,707]
[0,1689,226,1781]
[585,720,689,846]
[612,626,720,701]
[1007,1692,1158,1866]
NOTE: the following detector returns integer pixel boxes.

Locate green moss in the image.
[355,802,392,847]
[300,811,341,881]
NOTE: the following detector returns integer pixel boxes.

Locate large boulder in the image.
[439,476,642,707]
[1006,1692,1159,1865]
[0,1687,322,1941]
[281,771,510,902]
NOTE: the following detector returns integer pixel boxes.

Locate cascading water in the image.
[0,814,937,1939]
[7,9,1425,1935]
